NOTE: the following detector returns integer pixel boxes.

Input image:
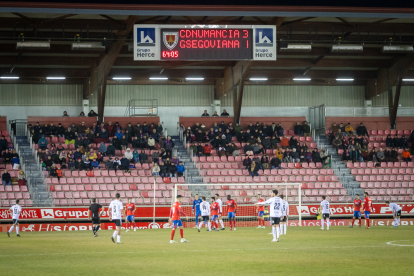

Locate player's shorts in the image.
[113,219,122,227]
[364,211,370,218]
[258,211,264,217]
[280,216,287,222]
[195,210,201,217]
[322,213,330,219]
[353,211,361,218]
[271,217,281,225]
[126,215,135,222]
[395,210,402,217]
[172,220,183,229]
[211,215,218,221]
[228,212,235,219]
[202,216,209,222]
[12,219,19,225]
[91,217,101,225]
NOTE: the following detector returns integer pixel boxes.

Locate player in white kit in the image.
[7,199,22,237]
[214,194,225,230]
[279,195,289,235]
[319,196,330,230]
[198,196,212,232]
[108,193,126,244]
[385,201,402,227]
[256,189,284,242]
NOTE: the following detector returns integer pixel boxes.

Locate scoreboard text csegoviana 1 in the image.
[133,25,276,61]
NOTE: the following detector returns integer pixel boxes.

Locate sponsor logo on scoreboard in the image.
[163,32,179,50]
[134,25,158,60]
[255,28,273,47]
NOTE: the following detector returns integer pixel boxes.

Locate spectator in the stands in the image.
[289,136,298,149]
[243,142,254,156]
[203,143,211,156]
[231,143,240,156]
[106,142,115,157]
[299,148,306,163]
[350,147,358,163]
[385,135,394,147]
[331,123,339,134]
[294,122,304,136]
[356,123,369,137]
[131,137,140,149]
[276,149,283,160]
[261,154,269,170]
[148,136,155,150]
[338,123,345,133]
[45,155,53,169]
[91,159,99,169]
[38,135,48,150]
[49,164,58,178]
[234,123,242,135]
[63,111,69,117]
[201,110,210,117]
[354,142,361,152]
[77,122,86,137]
[0,136,8,154]
[392,135,400,148]
[274,123,283,137]
[139,150,148,164]
[312,149,321,164]
[112,136,122,151]
[387,148,399,163]
[270,135,279,149]
[75,136,83,149]
[305,149,313,164]
[175,161,185,177]
[120,156,130,172]
[2,169,11,187]
[79,111,86,117]
[248,161,259,177]
[133,149,140,164]
[283,149,292,163]
[281,136,289,149]
[195,143,203,157]
[376,148,385,162]
[59,150,67,165]
[402,148,412,164]
[224,129,232,144]
[152,163,160,176]
[344,123,354,135]
[242,155,251,169]
[164,136,174,156]
[17,170,26,187]
[88,110,98,117]
[65,129,75,144]
[319,148,328,163]
[56,123,65,137]
[262,136,271,151]
[253,143,263,155]
[105,121,114,137]
[290,148,300,163]
[343,149,350,161]
[98,142,107,156]
[335,129,344,140]
[124,148,133,162]
[212,111,219,117]
[2,149,12,164]
[322,156,331,169]
[221,109,230,116]
[270,156,282,170]
[115,129,123,140]
[400,135,408,149]
[112,157,121,172]
[303,121,311,137]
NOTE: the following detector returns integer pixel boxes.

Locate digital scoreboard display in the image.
[160,28,253,60]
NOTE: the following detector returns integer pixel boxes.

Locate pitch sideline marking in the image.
[386,240,414,247]
[0,245,390,257]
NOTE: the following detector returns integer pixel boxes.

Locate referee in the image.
[88,198,103,237]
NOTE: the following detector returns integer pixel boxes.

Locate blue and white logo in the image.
[137,28,155,47]
[255,28,273,47]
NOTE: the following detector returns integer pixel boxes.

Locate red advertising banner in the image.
[2,219,414,232]
[1,203,413,221]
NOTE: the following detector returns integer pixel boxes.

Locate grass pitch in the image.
[1,226,414,276]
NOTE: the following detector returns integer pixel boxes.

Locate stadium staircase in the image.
[16,136,52,207]
[171,136,207,197]
[316,134,363,197]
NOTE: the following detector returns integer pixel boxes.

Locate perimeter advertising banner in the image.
[1,203,413,221]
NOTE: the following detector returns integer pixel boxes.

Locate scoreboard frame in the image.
[133,24,276,61]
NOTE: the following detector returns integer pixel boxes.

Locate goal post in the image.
[171,183,302,228]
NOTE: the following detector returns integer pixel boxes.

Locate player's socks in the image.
[16,227,19,235]
[117,235,121,243]
[233,220,236,228]
[326,219,330,230]
[397,218,400,226]
[208,221,211,231]
[96,225,100,231]
[351,219,355,226]
[272,227,276,240]
[180,229,184,239]
[132,222,136,230]
[219,220,224,228]
[394,218,398,226]
[9,225,14,232]
[284,224,287,235]
[92,226,96,233]
[367,219,370,228]
[321,218,324,229]
[198,222,203,230]
[112,230,117,238]
[276,226,279,239]
[171,229,175,240]
[358,219,361,226]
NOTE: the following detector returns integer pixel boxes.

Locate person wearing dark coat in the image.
[243,156,251,169]
[139,151,148,164]
[294,122,304,136]
[270,156,282,170]
[356,123,369,137]
[112,136,122,150]
[2,149,12,164]
[385,135,394,147]
[120,156,130,171]
[302,121,311,137]
[132,137,140,149]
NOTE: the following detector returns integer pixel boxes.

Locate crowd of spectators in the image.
[29,120,186,181]
[329,122,414,165]
[201,109,230,117]
[182,120,329,177]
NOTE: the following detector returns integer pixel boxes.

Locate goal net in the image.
[170,183,302,228]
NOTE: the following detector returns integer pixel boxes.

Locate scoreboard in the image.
[133,25,276,61]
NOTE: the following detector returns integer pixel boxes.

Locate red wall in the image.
[27,117,97,128]
[104,117,160,129]
[0,117,7,131]
[240,117,307,130]
[179,117,234,130]
[326,117,414,131]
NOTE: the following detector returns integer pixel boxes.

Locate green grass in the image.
[2,226,414,276]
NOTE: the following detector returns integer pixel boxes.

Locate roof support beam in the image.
[99,14,124,26]
[84,16,138,105]
[388,71,402,129]
[281,17,315,26]
[365,54,414,99]
[336,17,355,27]
[216,60,252,100]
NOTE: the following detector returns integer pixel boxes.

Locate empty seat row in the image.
[350,168,414,175]
[356,175,414,182]
[48,176,186,185]
[0,186,29,192]
[360,182,414,189]
[0,192,31,200]
[51,183,188,192]
[347,162,414,168]
[366,195,411,202]
[325,129,412,136]
[205,175,338,183]
[363,188,413,196]
[204,168,334,177]
[0,199,32,207]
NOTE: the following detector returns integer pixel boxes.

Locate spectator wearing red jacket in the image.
[203,144,212,156]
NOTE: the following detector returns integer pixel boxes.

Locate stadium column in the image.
[388,73,402,129]
[84,15,138,122]
[215,61,252,124]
